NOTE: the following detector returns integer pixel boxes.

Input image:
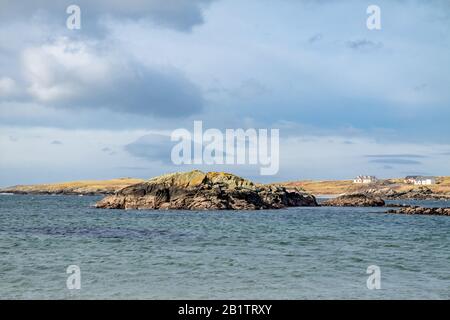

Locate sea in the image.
[0,194,449,299]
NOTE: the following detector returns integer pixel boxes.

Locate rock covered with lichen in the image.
[95,170,318,210]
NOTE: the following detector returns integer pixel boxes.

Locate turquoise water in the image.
[0,194,449,299]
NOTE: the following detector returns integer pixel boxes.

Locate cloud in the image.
[10,38,203,117]
[368,159,422,165]
[366,153,425,166]
[125,133,173,163]
[308,33,323,44]
[0,0,215,32]
[346,39,382,51]
[50,140,62,145]
[365,154,427,158]
[125,131,230,165]
[0,77,20,98]
[101,147,117,156]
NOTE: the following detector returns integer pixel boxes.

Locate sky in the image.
[0,0,449,186]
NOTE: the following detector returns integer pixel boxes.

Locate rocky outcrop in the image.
[321,193,385,207]
[386,206,450,216]
[360,186,450,200]
[95,170,318,210]
[388,187,450,200]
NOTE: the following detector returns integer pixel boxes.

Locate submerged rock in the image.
[95,170,318,210]
[321,193,385,207]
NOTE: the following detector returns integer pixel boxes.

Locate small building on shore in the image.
[353,175,378,184]
[404,176,436,185]
[404,176,420,184]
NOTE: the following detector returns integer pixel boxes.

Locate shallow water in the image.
[0,194,449,299]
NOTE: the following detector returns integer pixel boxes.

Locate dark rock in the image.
[321,193,385,207]
[386,206,450,216]
[95,170,318,210]
[356,186,449,201]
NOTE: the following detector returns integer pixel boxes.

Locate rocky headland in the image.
[0,178,144,195]
[95,170,318,210]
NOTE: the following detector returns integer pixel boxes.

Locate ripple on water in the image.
[0,195,449,299]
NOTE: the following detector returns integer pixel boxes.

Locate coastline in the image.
[2,175,449,201]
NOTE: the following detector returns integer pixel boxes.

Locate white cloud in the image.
[14,37,204,116]
[0,77,18,98]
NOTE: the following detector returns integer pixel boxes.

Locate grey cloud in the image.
[366,153,425,166]
[125,133,174,163]
[101,147,117,156]
[365,154,427,158]
[346,39,382,51]
[308,33,323,44]
[7,40,204,117]
[50,140,62,145]
[125,132,228,164]
[0,0,215,32]
[84,68,203,117]
[369,159,422,165]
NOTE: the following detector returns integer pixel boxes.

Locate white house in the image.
[404,176,419,184]
[353,175,378,184]
[412,176,436,185]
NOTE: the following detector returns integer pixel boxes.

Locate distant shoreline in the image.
[1,175,449,201]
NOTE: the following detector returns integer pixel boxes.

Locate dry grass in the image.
[1,178,144,194]
[282,180,354,195]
